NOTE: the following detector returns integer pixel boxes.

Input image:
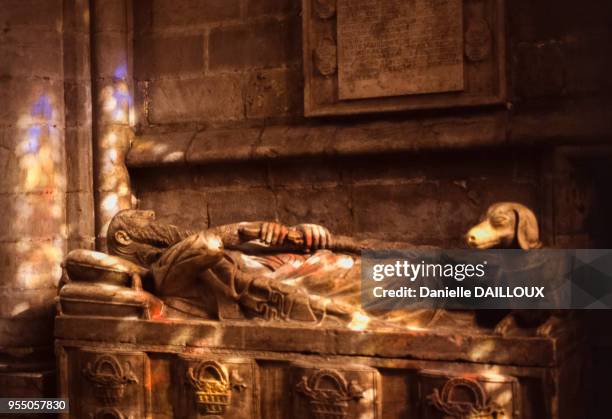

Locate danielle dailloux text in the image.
[360,249,612,310]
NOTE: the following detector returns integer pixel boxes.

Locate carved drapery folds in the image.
[296,369,364,419]
[83,355,138,406]
[427,377,504,419]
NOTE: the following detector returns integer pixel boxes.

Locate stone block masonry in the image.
[0,0,70,398]
[132,149,541,248]
[208,18,300,71]
[133,0,303,129]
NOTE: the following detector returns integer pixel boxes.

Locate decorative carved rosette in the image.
[296,369,364,419]
[313,38,337,77]
[428,377,504,419]
[187,360,232,415]
[83,355,138,405]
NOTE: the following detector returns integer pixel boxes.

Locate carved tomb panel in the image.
[292,363,381,419]
[72,350,148,419]
[418,370,519,419]
[173,355,255,419]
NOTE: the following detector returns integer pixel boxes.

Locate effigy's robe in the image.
[148,231,362,324]
[149,233,434,328]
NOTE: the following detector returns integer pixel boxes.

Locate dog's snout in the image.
[466,233,477,246]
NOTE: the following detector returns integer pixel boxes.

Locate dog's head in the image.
[466,202,542,250]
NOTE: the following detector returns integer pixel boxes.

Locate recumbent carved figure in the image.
[59,202,560,334]
[105,210,370,324]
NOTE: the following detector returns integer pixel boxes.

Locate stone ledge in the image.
[54,316,581,367]
[126,104,612,168]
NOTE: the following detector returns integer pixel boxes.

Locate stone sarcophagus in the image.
[55,205,584,418]
[55,315,582,418]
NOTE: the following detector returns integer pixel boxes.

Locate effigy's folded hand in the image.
[236,221,334,252]
[291,224,332,251]
[259,222,290,246]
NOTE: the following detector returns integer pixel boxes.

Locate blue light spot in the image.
[31,96,52,119]
[26,126,41,153]
[114,64,128,79]
[113,89,129,101]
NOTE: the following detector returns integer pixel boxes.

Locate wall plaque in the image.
[303,0,506,116]
[337,0,464,100]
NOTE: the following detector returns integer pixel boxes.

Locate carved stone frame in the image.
[302,0,507,117]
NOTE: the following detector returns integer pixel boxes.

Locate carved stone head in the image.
[107,209,191,265]
[466,202,542,250]
[107,209,155,253]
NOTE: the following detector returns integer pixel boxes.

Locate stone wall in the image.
[0,0,70,396]
[0,0,95,398]
[130,0,612,130]
[132,149,544,248]
[133,0,301,129]
[129,0,611,248]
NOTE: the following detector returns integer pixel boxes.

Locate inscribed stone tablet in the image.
[337,0,464,100]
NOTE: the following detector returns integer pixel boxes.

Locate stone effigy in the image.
[55,203,583,419]
[58,203,560,333]
[104,209,366,324]
[61,208,439,328]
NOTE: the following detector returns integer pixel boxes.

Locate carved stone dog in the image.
[466,202,542,250]
[466,202,563,337]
